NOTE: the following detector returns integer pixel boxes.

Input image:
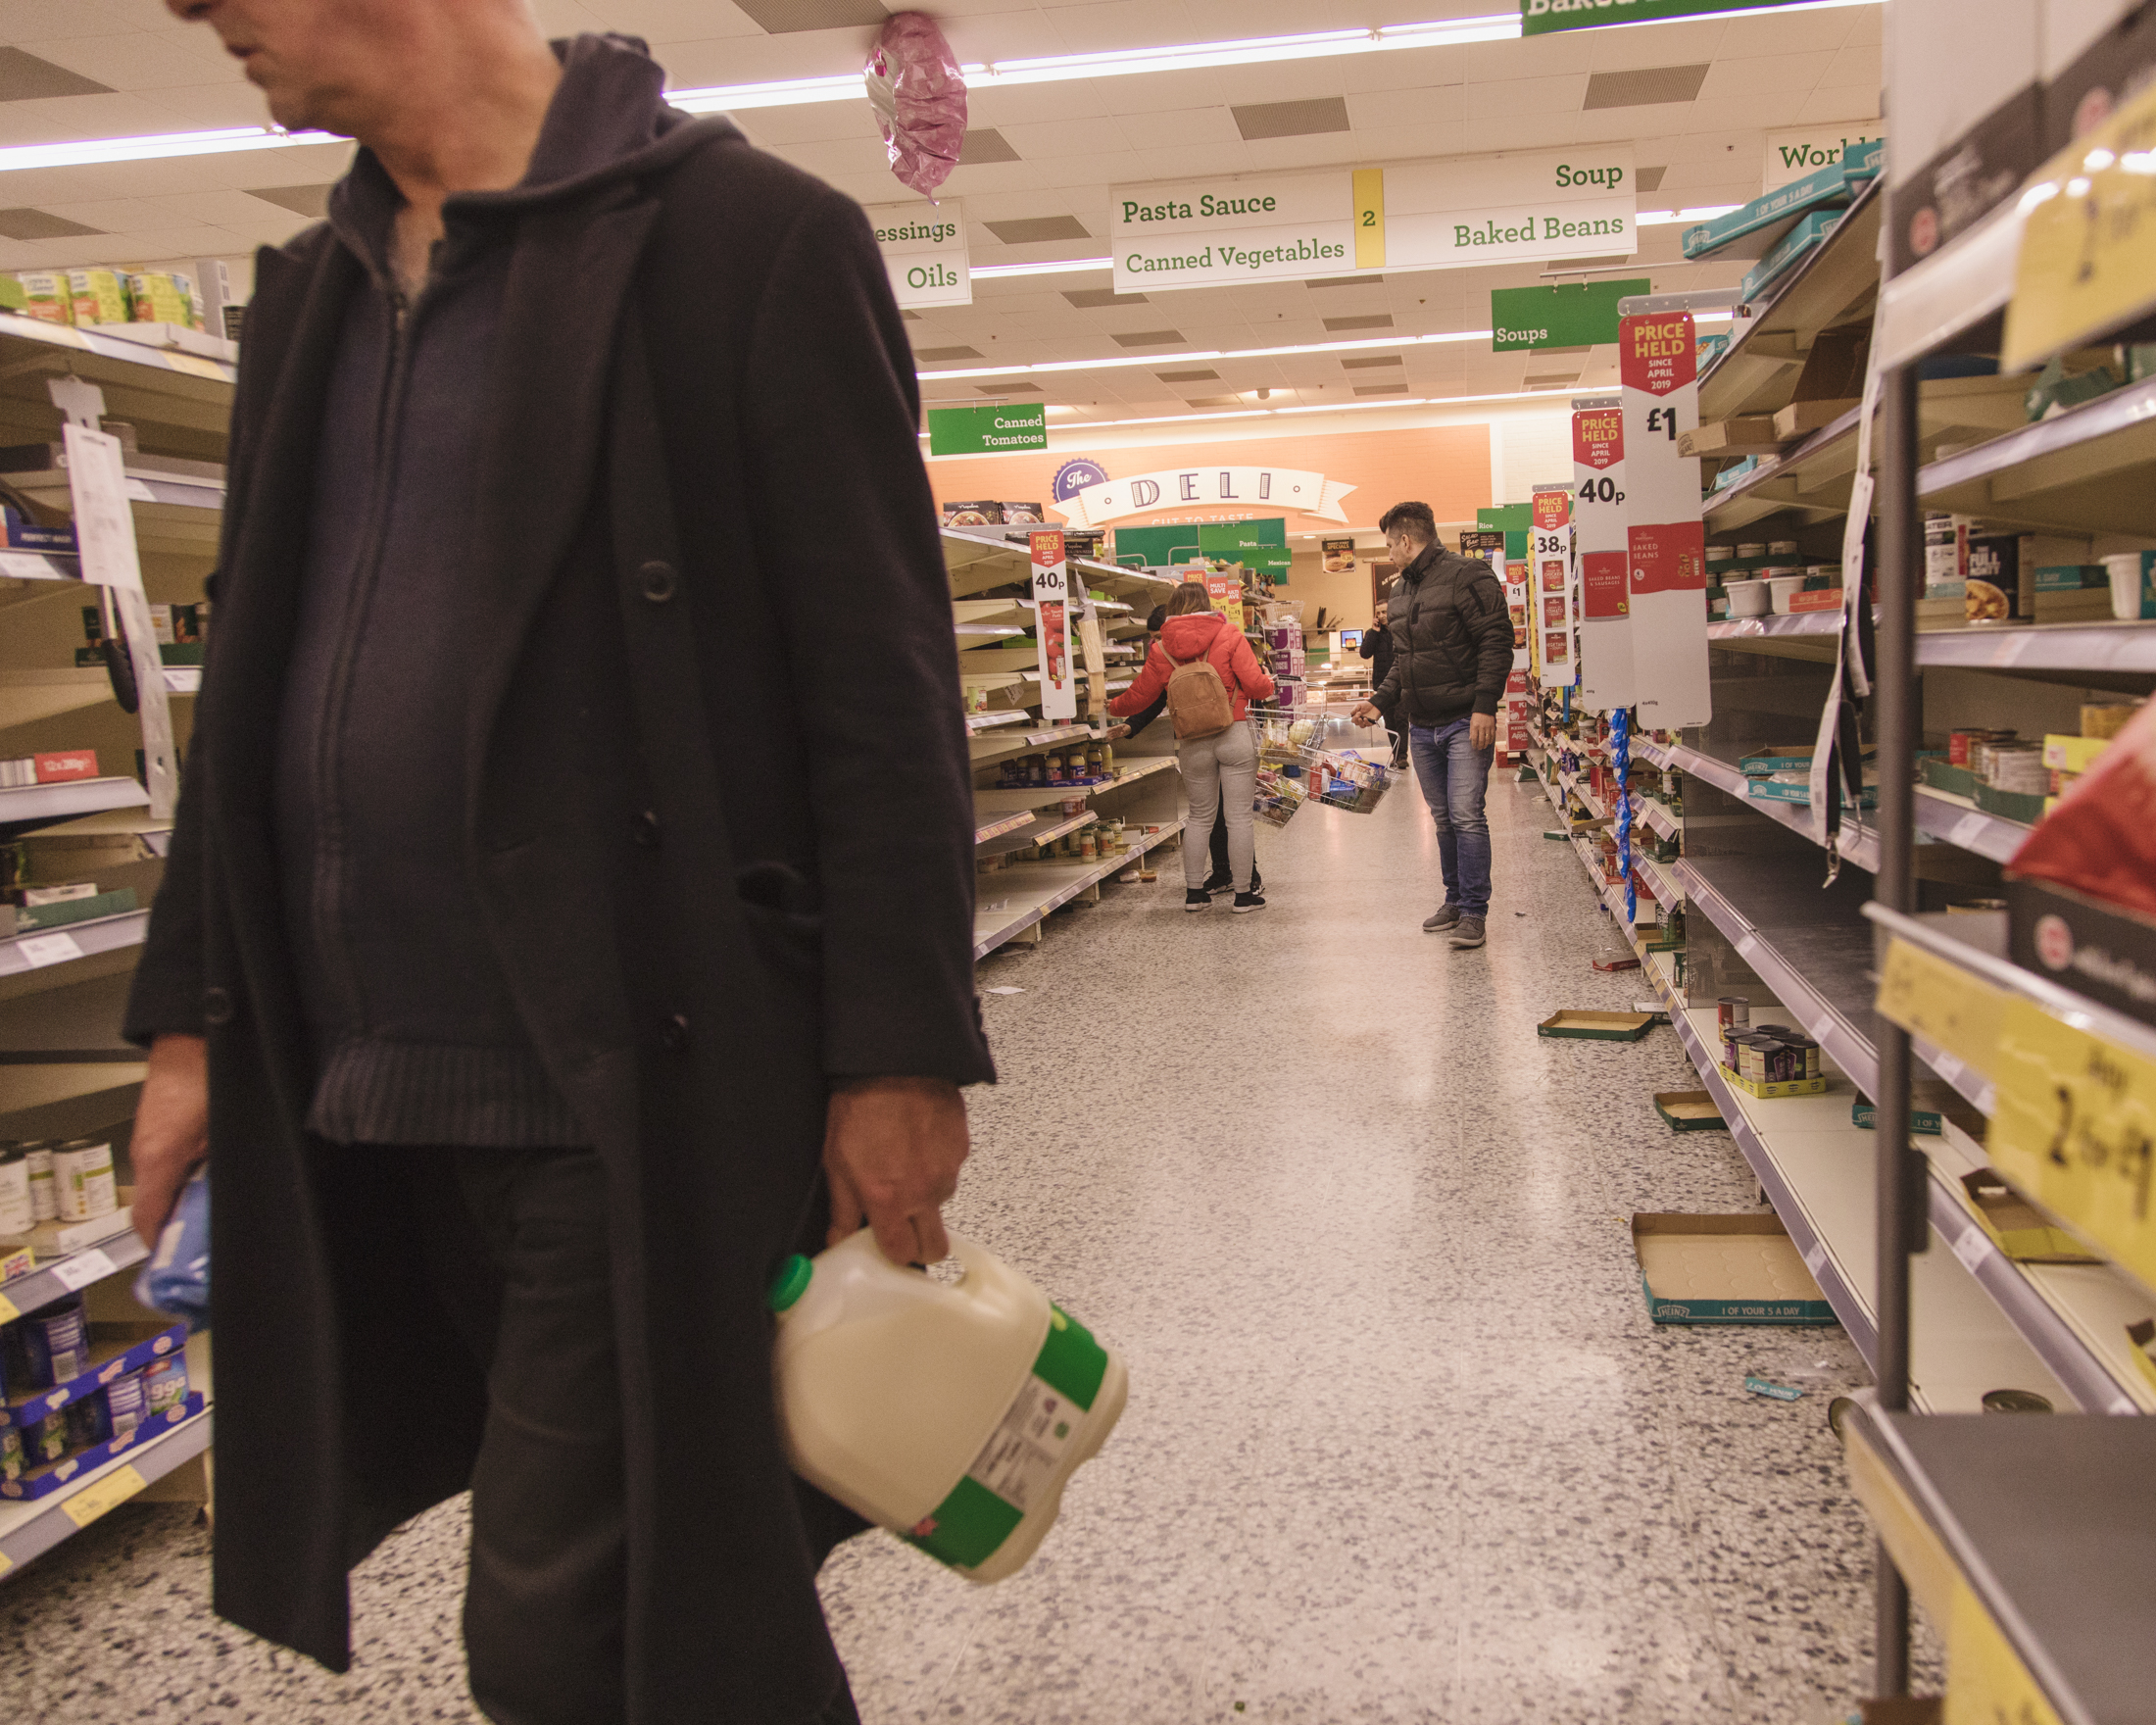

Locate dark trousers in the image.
[1206,802,1262,889]
[336,1145,859,1725]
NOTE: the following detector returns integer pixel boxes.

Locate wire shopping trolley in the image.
[1249,708,1399,815]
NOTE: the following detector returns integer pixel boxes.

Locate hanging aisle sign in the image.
[1056,465,1354,528]
[1533,485,1578,690]
[865,199,971,309]
[1618,312,1711,728]
[1029,529,1076,721]
[1573,400,1633,711]
[1523,0,1831,33]
[1108,146,1635,295]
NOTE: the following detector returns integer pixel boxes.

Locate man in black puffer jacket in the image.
[1353,501,1514,949]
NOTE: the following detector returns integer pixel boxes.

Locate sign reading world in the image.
[1056,465,1354,528]
[1109,147,1636,295]
[865,198,971,309]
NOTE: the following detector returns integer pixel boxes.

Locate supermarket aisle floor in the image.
[0,768,1890,1723]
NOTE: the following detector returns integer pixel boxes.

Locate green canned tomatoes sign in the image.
[927,402,1049,457]
[1491,279,1650,351]
[865,198,971,309]
[1523,0,1831,31]
[1109,146,1636,295]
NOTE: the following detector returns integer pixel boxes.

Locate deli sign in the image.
[1055,465,1356,528]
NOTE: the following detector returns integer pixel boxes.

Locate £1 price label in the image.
[1988,999,2156,1296]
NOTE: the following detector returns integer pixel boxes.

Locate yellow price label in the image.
[2004,78,2156,371]
[1876,937,2007,1076]
[60,1462,147,1530]
[0,1551,13,1577]
[1945,1581,2065,1725]
[1989,998,2156,1294]
[0,1293,18,1325]
[1352,169,1386,270]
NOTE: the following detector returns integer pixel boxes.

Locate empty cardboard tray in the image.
[1653,1090,1726,1131]
[1961,1169,2103,1264]
[1539,1010,1655,1042]
[1633,1212,1838,1326]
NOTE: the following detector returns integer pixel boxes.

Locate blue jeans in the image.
[1409,716,1494,917]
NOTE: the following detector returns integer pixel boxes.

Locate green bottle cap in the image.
[767,1254,813,1312]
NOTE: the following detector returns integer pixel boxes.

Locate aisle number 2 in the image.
[1352,169,1386,270]
[1988,998,2156,1294]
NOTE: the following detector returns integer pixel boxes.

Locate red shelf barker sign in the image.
[1532,485,1576,688]
[1573,402,1631,712]
[1029,529,1077,722]
[1618,312,1711,728]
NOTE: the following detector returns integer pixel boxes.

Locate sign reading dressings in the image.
[1108,147,1636,295]
[1533,486,1577,690]
[1029,530,1076,721]
[865,199,971,309]
[1618,313,1711,728]
[1572,402,1633,711]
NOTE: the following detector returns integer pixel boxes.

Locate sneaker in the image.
[1233,890,1266,914]
[1184,888,1212,912]
[1422,903,1461,932]
[1448,914,1486,949]
[1200,870,1233,894]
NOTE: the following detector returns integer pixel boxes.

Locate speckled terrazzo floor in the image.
[0,765,1929,1722]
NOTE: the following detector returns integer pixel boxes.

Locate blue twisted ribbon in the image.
[1612,708,1635,928]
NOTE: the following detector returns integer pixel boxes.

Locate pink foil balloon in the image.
[864,12,968,199]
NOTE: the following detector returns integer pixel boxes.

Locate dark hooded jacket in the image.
[122,34,992,1724]
[1370,542,1513,728]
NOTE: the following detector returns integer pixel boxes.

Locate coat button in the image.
[659,1012,690,1052]
[632,810,661,848]
[639,560,678,604]
[203,986,235,1026]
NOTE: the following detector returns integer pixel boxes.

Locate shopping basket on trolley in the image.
[1249,708,1399,815]
[1253,764,1305,828]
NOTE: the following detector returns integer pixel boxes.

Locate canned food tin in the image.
[0,1424,21,1483]
[23,1411,67,1466]
[1948,728,1983,766]
[1752,1038,1791,1082]
[1785,1035,1821,1079]
[24,1295,88,1387]
[1736,543,1766,562]
[1739,1039,1767,1083]
[1981,1389,2053,1413]
[24,1143,55,1222]
[105,1369,147,1437]
[0,1140,30,1234]
[52,1136,116,1223]
[1717,996,1750,1030]
[1767,540,1801,558]
[66,1391,112,1450]
[142,1354,191,1416]
[1986,745,2048,795]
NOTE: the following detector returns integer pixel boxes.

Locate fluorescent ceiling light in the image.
[923,326,1494,381]
[918,382,1597,441]
[971,257,1113,279]
[0,124,341,173]
[672,17,1523,112]
[1636,205,1743,226]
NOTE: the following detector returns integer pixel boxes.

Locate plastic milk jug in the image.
[769,1229,1128,1583]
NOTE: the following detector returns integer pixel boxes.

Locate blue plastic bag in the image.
[134,1171,210,1332]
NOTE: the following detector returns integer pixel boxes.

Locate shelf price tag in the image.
[1875,938,2006,1078]
[2003,78,2156,373]
[1945,1580,2064,1725]
[13,930,84,969]
[50,1247,117,1292]
[1988,999,2156,1295]
[60,1463,148,1530]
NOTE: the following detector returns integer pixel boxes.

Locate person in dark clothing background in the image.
[1358,599,1406,767]
[1109,603,1262,895]
[1353,501,1514,951]
[123,5,987,1723]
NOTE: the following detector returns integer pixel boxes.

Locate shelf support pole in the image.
[1871,357,1923,1700]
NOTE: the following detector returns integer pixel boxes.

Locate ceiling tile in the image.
[957,126,1023,166]
[1154,368,1218,381]
[245,183,335,219]
[1341,355,1402,370]
[1063,287,1148,308]
[1323,314,1392,333]
[914,344,984,361]
[1353,383,1409,396]
[1463,74,1587,123]
[730,0,888,32]
[0,46,116,99]
[1110,328,1184,347]
[0,205,101,239]
[1045,0,1201,56]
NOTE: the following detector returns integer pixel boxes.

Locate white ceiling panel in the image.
[1043,0,1202,56]
[21,29,237,91]
[1462,73,1590,122]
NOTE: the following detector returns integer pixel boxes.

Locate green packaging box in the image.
[1851,1099,1944,1136]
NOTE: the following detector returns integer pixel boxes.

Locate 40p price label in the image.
[1988,998,2156,1295]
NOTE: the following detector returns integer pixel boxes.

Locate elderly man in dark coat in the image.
[126,4,993,1722]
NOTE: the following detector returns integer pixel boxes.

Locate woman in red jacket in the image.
[1108,580,1276,912]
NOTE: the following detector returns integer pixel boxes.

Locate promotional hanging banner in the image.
[1572,399,1633,712]
[1108,145,1635,295]
[1532,485,1577,690]
[1029,529,1077,721]
[1618,311,1711,728]
[865,199,971,308]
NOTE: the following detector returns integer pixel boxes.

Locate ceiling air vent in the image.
[1583,65,1709,111]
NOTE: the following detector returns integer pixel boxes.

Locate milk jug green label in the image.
[905,1306,1108,1570]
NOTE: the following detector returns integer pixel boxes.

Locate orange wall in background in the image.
[925,422,1493,535]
